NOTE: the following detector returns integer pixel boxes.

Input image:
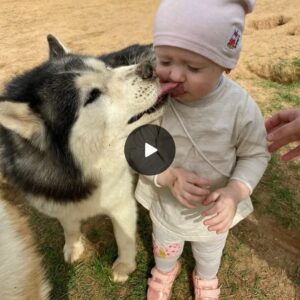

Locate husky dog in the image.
[0,35,173,282]
[0,192,50,299]
[99,43,153,69]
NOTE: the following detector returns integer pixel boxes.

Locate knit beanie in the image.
[153,0,255,69]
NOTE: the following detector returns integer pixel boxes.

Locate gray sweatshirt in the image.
[135,76,270,240]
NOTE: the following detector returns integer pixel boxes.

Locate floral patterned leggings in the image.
[152,223,228,280]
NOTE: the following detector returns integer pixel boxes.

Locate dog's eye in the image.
[84,88,101,106]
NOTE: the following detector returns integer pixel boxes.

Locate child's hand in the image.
[201,180,250,234]
[157,167,211,209]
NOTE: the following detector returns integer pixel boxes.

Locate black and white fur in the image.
[0,194,51,300]
[0,35,164,282]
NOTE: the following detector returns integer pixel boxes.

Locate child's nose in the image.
[169,67,185,82]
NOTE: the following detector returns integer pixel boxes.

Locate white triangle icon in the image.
[145,143,158,158]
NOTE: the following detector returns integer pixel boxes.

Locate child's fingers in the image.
[182,191,205,203]
[186,184,210,197]
[173,184,206,204]
[204,213,232,233]
[208,220,228,232]
[202,191,220,206]
[178,195,197,209]
[214,221,231,234]
[201,203,219,218]
[189,176,211,188]
[203,208,227,224]
[216,216,233,233]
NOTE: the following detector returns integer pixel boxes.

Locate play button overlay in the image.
[145,143,157,157]
[124,124,175,175]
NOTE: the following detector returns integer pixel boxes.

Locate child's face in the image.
[155,46,224,102]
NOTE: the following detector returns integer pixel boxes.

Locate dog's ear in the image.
[0,100,44,140]
[47,34,69,59]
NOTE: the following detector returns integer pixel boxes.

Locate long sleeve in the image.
[230,96,270,192]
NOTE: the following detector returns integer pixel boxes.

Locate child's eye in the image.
[187,65,201,72]
[159,60,171,66]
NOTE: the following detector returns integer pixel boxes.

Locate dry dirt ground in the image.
[0,0,299,299]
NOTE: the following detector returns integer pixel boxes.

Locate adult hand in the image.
[157,167,211,209]
[265,108,300,161]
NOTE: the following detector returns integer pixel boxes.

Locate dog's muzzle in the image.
[135,61,156,81]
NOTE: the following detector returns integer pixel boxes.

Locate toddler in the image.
[135,0,269,299]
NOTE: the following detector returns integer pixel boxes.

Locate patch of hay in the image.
[247,58,300,84]
[287,25,300,36]
[249,15,291,30]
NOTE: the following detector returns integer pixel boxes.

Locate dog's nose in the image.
[136,62,156,80]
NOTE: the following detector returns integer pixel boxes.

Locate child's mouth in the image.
[169,83,185,97]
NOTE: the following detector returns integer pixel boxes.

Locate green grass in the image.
[258,80,300,114]
[259,155,300,229]
[288,160,300,174]
[88,242,151,299]
[251,273,267,299]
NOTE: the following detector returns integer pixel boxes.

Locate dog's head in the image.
[0,35,174,200]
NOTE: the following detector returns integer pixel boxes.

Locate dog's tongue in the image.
[158,82,180,97]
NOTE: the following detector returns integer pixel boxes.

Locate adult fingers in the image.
[265,122,286,136]
[267,122,299,144]
[265,109,297,132]
[281,145,300,161]
[265,112,284,132]
[267,135,295,152]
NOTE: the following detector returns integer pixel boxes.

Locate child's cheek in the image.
[155,65,168,81]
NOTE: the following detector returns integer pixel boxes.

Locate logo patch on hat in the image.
[227,28,241,49]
